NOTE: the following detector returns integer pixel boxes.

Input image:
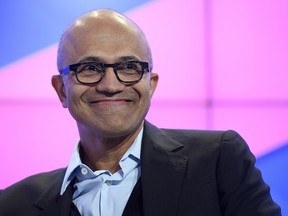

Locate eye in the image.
[78,63,103,73]
[119,62,141,71]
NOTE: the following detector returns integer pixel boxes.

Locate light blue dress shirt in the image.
[60,128,143,216]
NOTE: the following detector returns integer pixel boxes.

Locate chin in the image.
[97,121,143,138]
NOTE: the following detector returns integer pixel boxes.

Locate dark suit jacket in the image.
[0,121,281,216]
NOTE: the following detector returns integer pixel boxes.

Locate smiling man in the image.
[53,10,158,175]
[0,9,281,216]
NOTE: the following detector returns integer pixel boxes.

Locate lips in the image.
[83,91,137,105]
[88,98,133,104]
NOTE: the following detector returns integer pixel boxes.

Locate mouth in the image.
[89,98,133,105]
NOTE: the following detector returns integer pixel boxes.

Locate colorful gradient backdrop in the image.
[0,0,287,213]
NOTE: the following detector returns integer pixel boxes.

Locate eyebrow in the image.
[77,56,101,63]
[76,55,141,63]
[118,56,140,62]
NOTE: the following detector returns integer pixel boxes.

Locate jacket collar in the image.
[34,169,80,216]
[141,121,188,216]
[33,121,188,216]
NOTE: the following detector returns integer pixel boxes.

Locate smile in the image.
[89,99,133,105]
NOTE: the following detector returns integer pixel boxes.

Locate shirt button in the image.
[105,180,112,186]
[81,168,88,175]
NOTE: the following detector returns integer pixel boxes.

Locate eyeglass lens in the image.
[76,62,144,84]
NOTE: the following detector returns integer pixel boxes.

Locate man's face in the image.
[52,15,158,138]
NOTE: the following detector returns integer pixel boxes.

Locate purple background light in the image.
[0,1,287,211]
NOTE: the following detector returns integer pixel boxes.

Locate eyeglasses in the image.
[60,61,150,85]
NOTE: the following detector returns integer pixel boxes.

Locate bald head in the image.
[57,9,153,72]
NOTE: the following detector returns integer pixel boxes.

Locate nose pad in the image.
[100,67,120,84]
[95,67,125,93]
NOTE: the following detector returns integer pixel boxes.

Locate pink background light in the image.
[1,0,288,190]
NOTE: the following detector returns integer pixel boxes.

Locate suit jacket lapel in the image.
[32,121,187,216]
[141,121,188,216]
[34,170,80,216]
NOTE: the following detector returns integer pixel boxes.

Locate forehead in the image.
[61,13,148,65]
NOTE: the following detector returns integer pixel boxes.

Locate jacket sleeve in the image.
[216,130,281,216]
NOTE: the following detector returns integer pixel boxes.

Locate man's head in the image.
[52,9,158,139]
[56,9,154,73]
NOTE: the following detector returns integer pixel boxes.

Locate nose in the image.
[95,67,125,94]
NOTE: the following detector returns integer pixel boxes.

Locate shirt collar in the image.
[60,127,143,195]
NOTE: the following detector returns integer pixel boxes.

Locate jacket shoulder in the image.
[162,128,226,140]
[161,128,243,149]
[0,168,66,213]
[2,168,66,192]
[144,121,244,155]
[158,128,253,170]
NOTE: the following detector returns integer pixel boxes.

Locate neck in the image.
[78,124,143,173]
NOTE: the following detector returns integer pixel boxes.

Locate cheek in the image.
[137,83,153,108]
[65,82,87,110]
[144,80,154,100]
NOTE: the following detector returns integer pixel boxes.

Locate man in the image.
[0,9,281,216]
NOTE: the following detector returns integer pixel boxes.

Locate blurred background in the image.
[0,0,287,214]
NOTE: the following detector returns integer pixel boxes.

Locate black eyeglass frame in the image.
[60,60,150,85]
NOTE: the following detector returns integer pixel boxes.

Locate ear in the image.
[149,72,159,97]
[51,75,68,108]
